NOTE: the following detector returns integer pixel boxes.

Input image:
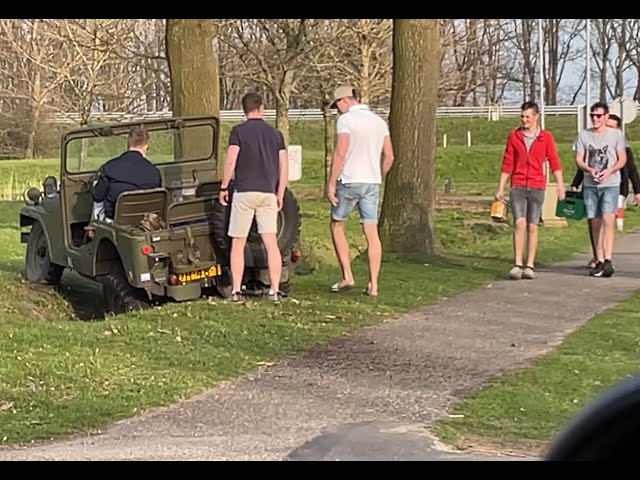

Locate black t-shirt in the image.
[91,150,162,218]
[229,118,285,194]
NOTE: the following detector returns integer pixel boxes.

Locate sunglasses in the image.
[590,113,605,118]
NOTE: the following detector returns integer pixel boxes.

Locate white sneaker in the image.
[522,267,535,279]
[509,266,523,280]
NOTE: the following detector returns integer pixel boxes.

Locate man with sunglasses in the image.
[495,101,565,280]
[574,102,627,277]
[571,112,640,270]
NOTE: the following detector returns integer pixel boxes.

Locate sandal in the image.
[331,281,355,292]
[362,286,378,297]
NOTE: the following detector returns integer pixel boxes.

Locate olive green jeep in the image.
[19,116,302,316]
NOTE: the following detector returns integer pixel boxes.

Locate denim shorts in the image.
[510,187,545,225]
[331,182,380,224]
[583,186,619,218]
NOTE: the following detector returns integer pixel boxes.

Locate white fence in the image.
[43,104,627,125]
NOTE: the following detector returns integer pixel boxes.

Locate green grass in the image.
[1,116,640,448]
[433,292,640,454]
[2,193,639,444]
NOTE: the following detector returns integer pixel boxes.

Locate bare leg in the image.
[330,220,354,287]
[260,232,282,293]
[525,223,538,268]
[587,219,597,266]
[362,223,382,295]
[600,213,616,260]
[513,217,527,266]
[230,237,247,293]
[590,217,603,262]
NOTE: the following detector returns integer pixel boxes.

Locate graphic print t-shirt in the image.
[573,127,626,188]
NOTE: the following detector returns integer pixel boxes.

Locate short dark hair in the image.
[241,92,263,115]
[590,101,609,114]
[128,126,149,148]
[608,113,621,127]
[521,101,539,114]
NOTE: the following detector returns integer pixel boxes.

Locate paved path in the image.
[2,231,640,461]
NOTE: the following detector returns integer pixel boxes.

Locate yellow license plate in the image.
[177,265,222,283]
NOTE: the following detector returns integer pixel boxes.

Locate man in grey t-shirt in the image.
[574,101,627,277]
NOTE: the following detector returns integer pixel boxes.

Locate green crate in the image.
[556,191,586,220]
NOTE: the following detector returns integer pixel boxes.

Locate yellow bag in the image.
[490,199,508,223]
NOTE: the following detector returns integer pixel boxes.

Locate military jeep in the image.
[19,116,302,316]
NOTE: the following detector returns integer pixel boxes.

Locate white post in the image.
[538,19,548,180]
[538,18,545,131]
[585,19,591,130]
[467,130,471,147]
[443,134,447,148]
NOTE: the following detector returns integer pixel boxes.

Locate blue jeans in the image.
[331,182,380,224]
[583,186,619,218]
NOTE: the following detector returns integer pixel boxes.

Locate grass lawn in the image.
[1,121,639,450]
[433,290,640,454]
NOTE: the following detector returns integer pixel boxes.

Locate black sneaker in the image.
[602,259,615,278]
[589,262,605,277]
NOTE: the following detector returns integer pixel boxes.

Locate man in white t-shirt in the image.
[326,85,395,297]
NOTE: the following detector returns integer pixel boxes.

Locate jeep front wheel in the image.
[101,268,150,316]
[25,221,64,285]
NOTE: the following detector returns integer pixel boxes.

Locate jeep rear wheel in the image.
[211,187,302,268]
[101,268,150,316]
[25,221,64,285]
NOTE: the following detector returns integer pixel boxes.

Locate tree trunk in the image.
[379,19,441,259]
[274,68,294,147]
[321,99,334,191]
[165,19,220,172]
[274,94,290,148]
[24,69,41,159]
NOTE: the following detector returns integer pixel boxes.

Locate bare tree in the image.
[543,19,583,104]
[379,19,440,258]
[218,19,331,146]
[0,20,69,158]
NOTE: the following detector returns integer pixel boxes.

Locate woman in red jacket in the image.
[494,101,566,280]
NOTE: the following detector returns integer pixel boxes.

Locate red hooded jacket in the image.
[500,128,562,189]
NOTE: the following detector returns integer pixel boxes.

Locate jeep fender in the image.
[20,207,65,267]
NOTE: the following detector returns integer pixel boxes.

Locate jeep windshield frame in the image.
[61,115,220,176]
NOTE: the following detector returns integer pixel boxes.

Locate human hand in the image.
[595,168,612,184]
[494,190,504,202]
[219,190,229,206]
[326,186,338,207]
[556,183,566,200]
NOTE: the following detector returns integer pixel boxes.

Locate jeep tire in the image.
[25,221,64,285]
[101,266,150,316]
[211,187,301,269]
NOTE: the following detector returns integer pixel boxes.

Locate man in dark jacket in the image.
[571,113,640,268]
[91,126,162,222]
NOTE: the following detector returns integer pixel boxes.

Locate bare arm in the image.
[382,135,394,175]
[575,150,594,175]
[219,145,239,206]
[277,148,288,210]
[326,133,350,206]
[328,133,350,187]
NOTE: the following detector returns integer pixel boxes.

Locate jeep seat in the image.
[113,188,169,227]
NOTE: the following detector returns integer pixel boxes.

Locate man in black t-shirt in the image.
[91,126,162,222]
[219,92,289,303]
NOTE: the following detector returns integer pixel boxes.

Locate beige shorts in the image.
[228,191,278,238]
